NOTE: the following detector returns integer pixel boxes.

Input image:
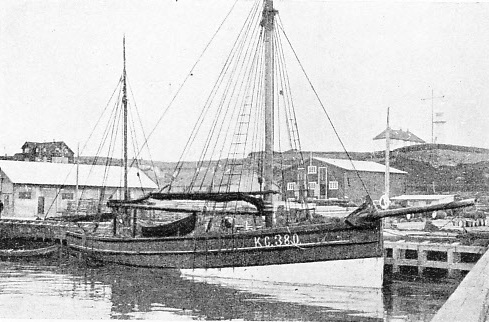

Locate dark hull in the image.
[140,213,197,237]
[66,221,382,269]
[47,212,116,222]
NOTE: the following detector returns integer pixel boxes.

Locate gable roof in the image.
[373,129,425,143]
[312,157,407,174]
[0,160,157,189]
[21,141,74,154]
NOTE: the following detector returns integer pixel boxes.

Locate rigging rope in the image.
[214,8,265,193]
[44,78,125,219]
[128,102,147,195]
[276,16,371,197]
[168,0,263,192]
[133,0,240,167]
[127,78,161,188]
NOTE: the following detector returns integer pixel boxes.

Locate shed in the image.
[0,160,157,218]
[390,194,455,207]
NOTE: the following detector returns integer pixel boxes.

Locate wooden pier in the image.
[0,219,73,241]
[384,240,487,278]
[0,219,108,242]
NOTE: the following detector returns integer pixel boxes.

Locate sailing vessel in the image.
[66,0,474,291]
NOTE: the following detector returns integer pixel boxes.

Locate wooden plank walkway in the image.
[431,248,489,322]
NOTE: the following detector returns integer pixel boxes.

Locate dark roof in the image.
[21,141,74,154]
[373,129,425,143]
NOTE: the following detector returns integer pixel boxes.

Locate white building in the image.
[0,160,157,219]
[373,129,425,151]
[390,194,455,207]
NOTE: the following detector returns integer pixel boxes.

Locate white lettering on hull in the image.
[253,233,300,248]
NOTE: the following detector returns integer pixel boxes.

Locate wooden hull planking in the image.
[66,221,383,275]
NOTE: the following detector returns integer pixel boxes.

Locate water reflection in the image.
[0,256,459,321]
[83,263,382,321]
[383,278,458,321]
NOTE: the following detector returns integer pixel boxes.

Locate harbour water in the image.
[0,256,459,321]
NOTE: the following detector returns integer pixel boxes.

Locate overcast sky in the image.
[1,0,489,162]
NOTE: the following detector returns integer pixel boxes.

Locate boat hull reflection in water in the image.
[182,258,384,318]
[0,257,458,321]
[181,257,383,287]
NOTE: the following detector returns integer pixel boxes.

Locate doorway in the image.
[37,196,45,215]
[319,167,327,200]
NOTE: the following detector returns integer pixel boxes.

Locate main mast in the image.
[385,107,390,203]
[122,36,129,202]
[262,0,276,227]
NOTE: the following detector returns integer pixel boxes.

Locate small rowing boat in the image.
[0,245,59,258]
[140,212,198,237]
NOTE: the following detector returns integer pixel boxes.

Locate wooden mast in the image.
[122,36,137,238]
[263,0,276,228]
[123,36,128,202]
[75,143,79,216]
[385,107,390,202]
[114,36,129,236]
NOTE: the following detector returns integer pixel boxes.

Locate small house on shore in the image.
[15,141,75,163]
[373,129,425,151]
[0,160,157,219]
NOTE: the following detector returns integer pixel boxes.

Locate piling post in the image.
[392,246,401,273]
[418,247,427,277]
[447,249,461,278]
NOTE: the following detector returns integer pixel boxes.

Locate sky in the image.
[1,0,489,162]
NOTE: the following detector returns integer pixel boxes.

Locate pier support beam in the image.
[447,250,461,278]
[418,249,427,277]
[392,247,401,273]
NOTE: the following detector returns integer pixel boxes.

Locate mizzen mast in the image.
[262,0,276,228]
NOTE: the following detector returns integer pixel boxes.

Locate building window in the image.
[18,191,32,199]
[297,168,305,181]
[308,182,317,190]
[328,181,339,190]
[61,192,74,200]
[287,182,295,191]
[307,166,317,174]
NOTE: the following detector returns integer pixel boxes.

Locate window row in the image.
[17,192,75,200]
[286,181,338,191]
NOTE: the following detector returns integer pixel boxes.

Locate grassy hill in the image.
[370,144,489,194]
[77,143,489,195]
